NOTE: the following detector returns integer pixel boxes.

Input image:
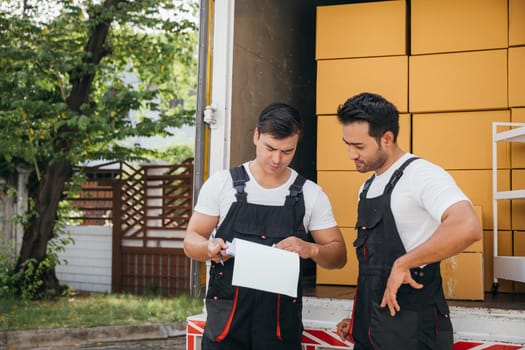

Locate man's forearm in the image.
[314,241,347,269]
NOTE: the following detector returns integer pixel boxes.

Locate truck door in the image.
[191,0,317,297]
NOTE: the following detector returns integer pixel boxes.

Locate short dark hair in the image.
[256,102,303,139]
[337,92,399,143]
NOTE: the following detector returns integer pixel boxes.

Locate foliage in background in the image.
[0,188,75,299]
[0,292,203,331]
[0,0,198,172]
[153,144,194,164]
[0,0,199,298]
[0,230,15,298]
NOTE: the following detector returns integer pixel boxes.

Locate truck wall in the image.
[229,1,317,181]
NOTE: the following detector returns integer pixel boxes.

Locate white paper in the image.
[231,238,300,298]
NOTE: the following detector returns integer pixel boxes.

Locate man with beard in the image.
[334,92,481,350]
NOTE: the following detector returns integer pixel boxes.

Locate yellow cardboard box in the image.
[511,109,525,168]
[317,170,370,229]
[449,170,511,231]
[409,50,507,113]
[441,252,484,300]
[509,47,525,108]
[411,0,507,55]
[413,110,510,170]
[512,170,525,230]
[513,231,525,292]
[510,0,525,46]
[317,116,353,171]
[316,1,406,60]
[317,56,408,115]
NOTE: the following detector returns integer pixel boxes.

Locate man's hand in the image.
[274,236,318,259]
[380,261,423,316]
[208,237,229,264]
[336,318,352,342]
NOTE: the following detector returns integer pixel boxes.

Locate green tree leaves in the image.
[0,0,197,174]
[0,0,198,298]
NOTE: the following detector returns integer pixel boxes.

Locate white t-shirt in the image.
[361,153,470,253]
[194,162,337,232]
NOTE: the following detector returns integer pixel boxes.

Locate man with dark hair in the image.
[184,102,347,350]
[334,92,481,350]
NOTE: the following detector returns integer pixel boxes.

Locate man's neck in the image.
[248,161,291,189]
[376,147,406,175]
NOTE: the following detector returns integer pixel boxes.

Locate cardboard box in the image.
[317,171,370,228]
[317,114,411,171]
[317,56,408,115]
[317,116,353,171]
[409,50,508,113]
[411,0,507,55]
[511,170,525,230]
[448,170,511,230]
[316,227,358,285]
[510,0,525,46]
[483,230,514,293]
[399,114,411,153]
[509,47,525,108]
[511,109,525,168]
[441,252,484,300]
[513,231,525,292]
[316,1,406,60]
[412,110,510,170]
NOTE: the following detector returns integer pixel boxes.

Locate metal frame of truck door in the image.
[207,0,234,175]
[191,0,235,297]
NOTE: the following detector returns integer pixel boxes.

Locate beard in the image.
[355,146,388,173]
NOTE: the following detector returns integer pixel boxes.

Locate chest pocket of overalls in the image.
[233,204,296,246]
[354,206,384,265]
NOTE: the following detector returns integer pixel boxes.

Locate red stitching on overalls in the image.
[215,287,239,342]
[348,285,358,344]
[434,306,438,336]
[276,294,282,340]
[368,325,377,350]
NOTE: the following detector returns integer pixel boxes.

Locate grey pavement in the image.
[35,337,185,349]
[0,323,187,350]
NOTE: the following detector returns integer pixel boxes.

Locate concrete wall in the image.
[0,180,15,260]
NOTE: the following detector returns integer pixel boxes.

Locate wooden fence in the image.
[67,159,193,296]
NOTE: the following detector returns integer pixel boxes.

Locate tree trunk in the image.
[13,0,122,298]
[15,160,73,295]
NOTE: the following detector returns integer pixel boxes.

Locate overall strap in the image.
[360,174,376,199]
[229,165,250,202]
[384,157,419,195]
[285,174,306,205]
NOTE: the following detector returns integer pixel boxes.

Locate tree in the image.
[0,0,198,298]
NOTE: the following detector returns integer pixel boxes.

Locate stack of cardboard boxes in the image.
[315,0,525,300]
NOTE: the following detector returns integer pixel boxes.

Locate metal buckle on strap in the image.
[232,180,245,194]
[289,185,302,198]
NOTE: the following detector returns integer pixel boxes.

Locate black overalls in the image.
[202,165,308,350]
[349,157,453,350]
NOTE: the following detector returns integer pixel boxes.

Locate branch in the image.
[56,73,67,101]
[66,0,126,111]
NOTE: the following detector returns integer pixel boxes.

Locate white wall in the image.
[0,179,14,255]
[56,226,112,293]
